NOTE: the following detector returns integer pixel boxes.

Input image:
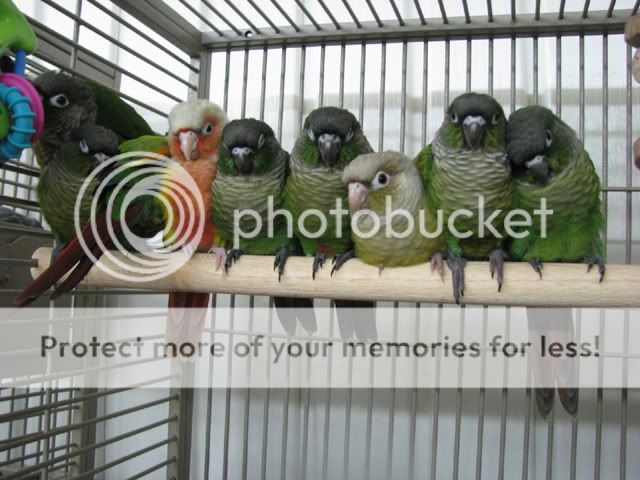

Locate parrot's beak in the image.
[525,154,549,183]
[231,146,254,175]
[91,152,108,165]
[348,182,368,213]
[317,133,341,167]
[462,115,486,151]
[179,130,200,161]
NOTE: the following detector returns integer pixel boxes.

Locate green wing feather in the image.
[86,81,156,141]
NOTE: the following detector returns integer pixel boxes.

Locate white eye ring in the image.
[372,171,389,190]
[450,112,459,123]
[491,112,500,125]
[79,140,89,154]
[202,123,214,135]
[545,129,553,148]
[307,129,315,142]
[49,93,69,108]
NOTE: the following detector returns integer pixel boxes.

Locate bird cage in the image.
[0,0,639,479]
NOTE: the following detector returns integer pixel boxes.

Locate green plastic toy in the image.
[0,0,37,55]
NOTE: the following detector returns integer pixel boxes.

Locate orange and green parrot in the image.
[506,105,605,418]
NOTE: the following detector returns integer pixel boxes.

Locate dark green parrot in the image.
[284,106,376,341]
[506,105,605,418]
[414,93,512,302]
[212,118,316,335]
[38,124,118,248]
[32,71,155,167]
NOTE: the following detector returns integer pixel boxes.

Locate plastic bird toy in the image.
[0,0,43,164]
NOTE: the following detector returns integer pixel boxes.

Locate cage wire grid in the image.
[0,0,639,479]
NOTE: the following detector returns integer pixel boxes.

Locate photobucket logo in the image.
[74,151,205,283]
[233,196,553,244]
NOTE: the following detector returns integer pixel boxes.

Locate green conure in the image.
[18,132,168,307]
[284,107,376,341]
[32,71,155,168]
[212,118,316,335]
[38,124,118,247]
[338,151,444,270]
[506,105,605,418]
[415,93,512,302]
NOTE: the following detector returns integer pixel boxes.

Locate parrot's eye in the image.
[450,112,459,123]
[491,112,500,125]
[202,123,214,135]
[49,94,69,108]
[372,171,389,190]
[307,129,316,142]
[79,140,89,154]
[544,129,553,148]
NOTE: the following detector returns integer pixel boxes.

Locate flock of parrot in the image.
[14,70,605,417]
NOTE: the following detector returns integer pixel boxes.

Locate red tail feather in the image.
[16,203,144,306]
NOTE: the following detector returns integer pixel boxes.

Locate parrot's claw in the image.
[446,256,466,304]
[312,253,326,280]
[208,247,227,272]
[529,258,543,279]
[489,248,508,292]
[224,248,242,274]
[273,247,290,282]
[331,249,355,276]
[585,256,605,283]
[430,252,446,282]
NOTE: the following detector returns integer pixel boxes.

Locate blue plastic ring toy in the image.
[0,82,35,162]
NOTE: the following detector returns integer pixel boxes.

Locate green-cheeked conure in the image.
[212,118,317,335]
[336,151,444,271]
[414,93,513,302]
[32,71,155,168]
[284,106,376,341]
[506,105,605,418]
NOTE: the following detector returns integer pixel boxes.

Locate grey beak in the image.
[525,154,549,183]
[462,115,486,151]
[231,146,254,175]
[317,133,342,167]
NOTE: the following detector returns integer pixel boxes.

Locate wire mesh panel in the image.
[0,0,638,479]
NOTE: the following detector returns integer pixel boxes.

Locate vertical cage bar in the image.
[203,296,218,480]
[241,299,256,480]
[620,309,629,479]
[260,47,268,121]
[408,304,421,480]
[385,303,400,480]
[602,35,609,255]
[241,48,250,118]
[556,36,562,116]
[223,49,231,113]
[339,43,346,108]
[422,41,429,148]
[400,41,407,154]
[499,308,511,480]
[444,40,450,107]
[579,35,585,141]
[625,45,633,264]
[320,305,336,480]
[379,41,387,151]
[359,42,366,125]
[298,46,307,132]
[319,44,326,107]
[510,37,516,111]
[533,36,539,103]
[221,295,236,480]
[522,359,533,480]
[488,38,494,96]
[595,308,605,480]
[476,307,489,480]
[260,298,275,480]
[429,305,444,480]
[453,308,466,480]
[545,410,555,480]
[278,47,287,143]
[69,0,83,69]
[466,39,472,92]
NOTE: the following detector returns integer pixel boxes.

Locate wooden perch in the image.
[30,247,639,308]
